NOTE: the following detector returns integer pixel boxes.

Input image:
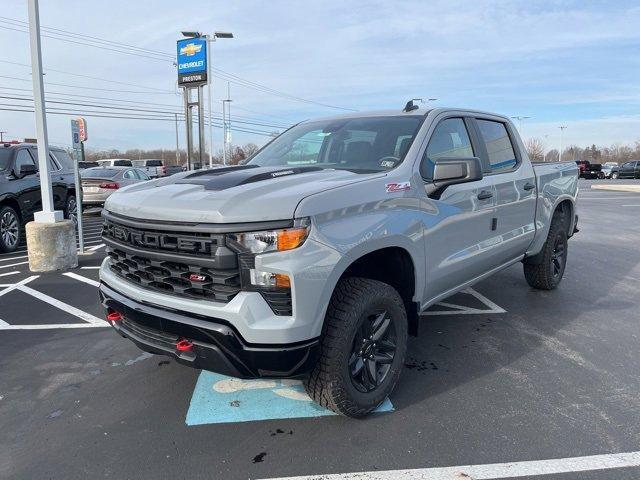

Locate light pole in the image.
[204,31,233,168]
[542,134,549,162]
[511,116,531,135]
[559,125,567,162]
[0,131,6,142]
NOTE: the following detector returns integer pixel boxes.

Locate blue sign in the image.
[177,37,207,85]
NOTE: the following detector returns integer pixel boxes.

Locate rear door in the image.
[419,115,498,302]
[472,117,536,264]
[619,161,634,178]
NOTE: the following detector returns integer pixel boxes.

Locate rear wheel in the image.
[65,194,77,225]
[304,277,408,417]
[611,172,619,179]
[0,206,21,253]
[524,213,568,290]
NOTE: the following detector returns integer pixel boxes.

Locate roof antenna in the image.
[403,98,423,112]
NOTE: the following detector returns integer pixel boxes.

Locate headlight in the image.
[231,218,310,254]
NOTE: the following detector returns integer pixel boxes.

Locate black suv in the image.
[0,143,77,253]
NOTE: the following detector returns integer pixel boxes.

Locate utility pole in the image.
[559,125,567,162]
[542,134,549,162]
[0,131,6,142]
[174,113,179,165]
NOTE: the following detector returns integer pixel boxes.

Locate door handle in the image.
[477,190,493,200]
[523,182,535,191]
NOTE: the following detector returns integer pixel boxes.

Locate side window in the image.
[123,170,136,179]
[14,149,36,174]
[52,150,74,169]
[48,153,61,172]
[137,170,150,180]
[421,118,474,179]
[476,119,517,173]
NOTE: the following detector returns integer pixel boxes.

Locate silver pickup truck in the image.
[99,106,579,417]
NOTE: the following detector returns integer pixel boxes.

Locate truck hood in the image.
[104,165,380,223]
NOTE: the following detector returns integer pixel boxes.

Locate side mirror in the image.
[428,157,483,199]
[17,164,37,178]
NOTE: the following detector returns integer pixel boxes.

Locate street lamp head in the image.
[181,31,202,38]
[214,31,234,39]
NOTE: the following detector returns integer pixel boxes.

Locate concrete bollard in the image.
[26,220,78,272]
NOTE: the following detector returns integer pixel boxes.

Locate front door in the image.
[418,116,498,305]
[12,148,41,219]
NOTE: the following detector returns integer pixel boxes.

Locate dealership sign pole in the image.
[177,36,208,170]
[71,118,86,253]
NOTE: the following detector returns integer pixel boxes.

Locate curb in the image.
[590,184,640,193]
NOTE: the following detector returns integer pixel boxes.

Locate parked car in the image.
[132,159,165,178]
[81,166,150,207]
[164,164,185,176]
[601,162,619,179]
[0,143,77,252]
[618,160,640,179]
[97,159,133,167]
[575,160,603,179]
[78,161,100,170]
[99,106,579,417]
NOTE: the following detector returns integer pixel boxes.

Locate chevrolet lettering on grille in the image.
[104,222,215,255]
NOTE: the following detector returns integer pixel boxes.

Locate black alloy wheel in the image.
[349,310,397,393]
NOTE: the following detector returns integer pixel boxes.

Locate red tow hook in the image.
[106,311,123,323]
[176,339,194,352]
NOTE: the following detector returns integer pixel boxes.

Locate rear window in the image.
[145,160,162,167]
[82,168,119,178]
[0,149,11,171]
[476,119,517,173]
[114,160,132,167]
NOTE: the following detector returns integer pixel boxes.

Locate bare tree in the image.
[525,137,546,162]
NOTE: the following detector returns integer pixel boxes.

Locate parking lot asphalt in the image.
[1,180,640,480]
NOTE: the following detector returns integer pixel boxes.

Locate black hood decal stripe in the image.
[175,165,324,191]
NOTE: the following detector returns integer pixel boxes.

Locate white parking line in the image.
[0,255,28,263]
[81,266,101,270]
[423,288,506,316]
[0,318,9,327]
[17,285,104,325]
[86,244,105,252]
[0,276,37,297]
[621,204,640,207]
[0,323,108,330]
[262,450,640,480]
[0,261,28,270]
[63,272,100,288]
[0,271,20,277]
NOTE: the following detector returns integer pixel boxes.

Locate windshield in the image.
[82,168,119,178]
[247,116,424,172]
[0,149,11,171]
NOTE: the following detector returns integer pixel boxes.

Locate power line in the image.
[1,94,289,129]
[0,105,276,136]
[0,16,355,111]
[0,86,292,126]
[0,74,175,94]
[0,59,174,93]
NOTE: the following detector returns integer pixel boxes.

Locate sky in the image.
[1,0,639,154]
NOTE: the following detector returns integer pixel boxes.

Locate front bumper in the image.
[100,282,320,378]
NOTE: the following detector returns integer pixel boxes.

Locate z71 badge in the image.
[385,182,411,193]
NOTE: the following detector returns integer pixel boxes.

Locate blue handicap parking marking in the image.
[186,371,393,425]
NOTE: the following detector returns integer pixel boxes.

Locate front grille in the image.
[103,217,242,303]
[107,247,241,302]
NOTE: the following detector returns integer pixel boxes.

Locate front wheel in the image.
[524,215,568,290]
[304,277,408,417]
[611,172,619,179]
[0,206,21,253]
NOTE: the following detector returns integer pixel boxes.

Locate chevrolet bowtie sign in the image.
[177,37,208,86]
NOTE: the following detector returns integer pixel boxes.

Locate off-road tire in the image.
[304,277,408,417]
[0,205,21,253]
[524,214,568,290]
